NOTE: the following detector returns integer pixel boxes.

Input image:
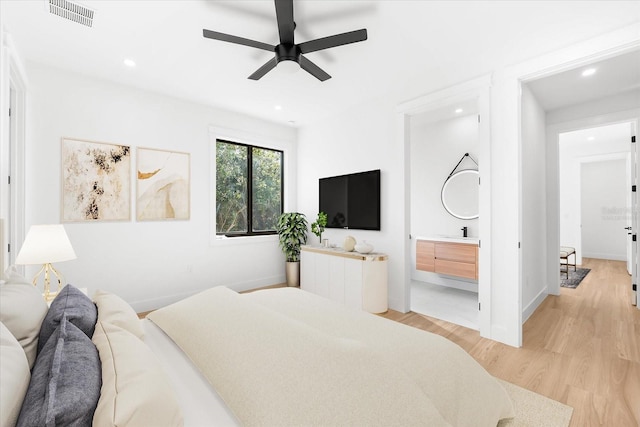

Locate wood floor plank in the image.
[382,258,640,426]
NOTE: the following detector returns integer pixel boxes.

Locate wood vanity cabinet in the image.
[416,239,478,280]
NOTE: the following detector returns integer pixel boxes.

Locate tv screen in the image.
[319,169,380,230]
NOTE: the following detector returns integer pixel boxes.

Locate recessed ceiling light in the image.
[587,136,595,141]
[581,68,596,77]
[274,105,282,111]
[123,59,136,68]
[455,108,463,114]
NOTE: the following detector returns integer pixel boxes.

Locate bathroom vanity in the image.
[416,237,479,280]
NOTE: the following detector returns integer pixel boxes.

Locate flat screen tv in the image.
[319,169,381,230]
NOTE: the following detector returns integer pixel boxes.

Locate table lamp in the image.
[15,224,77,301]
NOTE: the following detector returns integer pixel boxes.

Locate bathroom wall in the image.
[409,111,479,291]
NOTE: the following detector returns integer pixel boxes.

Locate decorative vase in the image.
[343,236,356,252]
[354,240,374,254]
[285,261,300,287]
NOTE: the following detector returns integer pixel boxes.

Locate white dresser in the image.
[300,245,388,314]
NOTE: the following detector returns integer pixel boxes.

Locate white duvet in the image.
[148,286,514,426]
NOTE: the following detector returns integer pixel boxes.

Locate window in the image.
[215,139,283,236]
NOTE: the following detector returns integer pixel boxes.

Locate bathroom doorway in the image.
[409,107,481,330]
[398,85,490,332]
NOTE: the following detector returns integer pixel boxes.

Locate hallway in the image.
[383,258,640,426]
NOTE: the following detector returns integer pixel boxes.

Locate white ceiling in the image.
[1,1,639,127]
[526,50,640,111]
[560,122,633,146]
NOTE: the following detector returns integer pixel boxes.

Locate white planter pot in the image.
[285,261,300,287]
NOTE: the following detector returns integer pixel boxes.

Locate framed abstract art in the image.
[136,147,190,221]
[61,138,131,222]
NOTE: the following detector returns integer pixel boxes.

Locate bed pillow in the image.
[0,281,48,368]
[38,284,97,354]
[92,320,183,427]
[93,289,144,339]
[16,315,101,427]
[0,322,31,427]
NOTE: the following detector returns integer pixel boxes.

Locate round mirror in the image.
[441,169,479,220]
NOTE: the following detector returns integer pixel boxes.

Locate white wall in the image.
[296,95,409,309]
[22,63,297,311]
[520,85,547,322]
[410,113,479,237]
[410,112,479,291]
[581,159,628,260]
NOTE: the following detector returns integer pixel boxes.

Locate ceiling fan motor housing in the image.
[276,44,301,64]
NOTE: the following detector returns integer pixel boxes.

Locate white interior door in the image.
[631,131,638,307]
[627,152,633,274]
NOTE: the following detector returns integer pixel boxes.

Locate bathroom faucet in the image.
[461,226,468,238]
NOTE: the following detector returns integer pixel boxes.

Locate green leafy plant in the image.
[276,212,308,262]
[311,211,328,243]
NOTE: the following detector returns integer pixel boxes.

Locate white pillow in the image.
[2,266,31,285]
[91,320,183,427]
[0,282,48,368]
[0,321,31,427]
[93,289,144,339]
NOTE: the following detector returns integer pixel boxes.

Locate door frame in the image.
[547,115,639,295]
[397,74,492,338]
[1,32,28,272]
[578,152,631,261]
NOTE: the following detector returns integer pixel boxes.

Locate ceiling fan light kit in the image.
[202,0,367,81]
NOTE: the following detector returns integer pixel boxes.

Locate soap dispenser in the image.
[461,226,468,238]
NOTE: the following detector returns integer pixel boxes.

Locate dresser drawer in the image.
[416,240,435,272]
[435,242,476,263]
[435,259,477,280]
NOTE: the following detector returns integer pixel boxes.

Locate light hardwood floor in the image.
[381,258,640,426]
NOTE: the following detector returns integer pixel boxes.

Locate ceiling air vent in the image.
[47,0,95,28]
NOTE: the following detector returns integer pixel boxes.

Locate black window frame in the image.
[215,138,284,237]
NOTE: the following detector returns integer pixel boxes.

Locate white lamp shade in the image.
[15,224,77,265]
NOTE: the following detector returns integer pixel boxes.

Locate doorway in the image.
[397,76,491,335]
[558,123,634,270]
[520,45,640,317]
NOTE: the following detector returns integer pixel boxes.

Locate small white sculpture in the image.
[354,240,374,254]
[343,236,356,252]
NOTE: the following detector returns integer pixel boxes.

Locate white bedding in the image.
[143,319,239,427]
[148,286,515,426]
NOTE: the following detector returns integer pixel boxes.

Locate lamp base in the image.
[32,263,64,302]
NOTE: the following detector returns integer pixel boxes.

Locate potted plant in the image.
[311,211,327,244]
[276,212,308,287]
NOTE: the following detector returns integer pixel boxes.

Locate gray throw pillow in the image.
[17,314,101,427]
[38,284,97,354]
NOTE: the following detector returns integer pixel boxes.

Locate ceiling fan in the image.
[202,0,368,81]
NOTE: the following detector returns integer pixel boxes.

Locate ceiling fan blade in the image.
[274,0,295,45]
[299,55,331,81]
[248,57,279,80]
[298,29,367,54]
[203,29,275,52]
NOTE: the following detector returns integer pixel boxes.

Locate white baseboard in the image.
[522,287,548,324]
[582,252,626,261]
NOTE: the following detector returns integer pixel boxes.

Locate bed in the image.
[1,278,515,427]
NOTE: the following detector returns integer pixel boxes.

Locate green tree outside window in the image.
[216,140,283,236]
